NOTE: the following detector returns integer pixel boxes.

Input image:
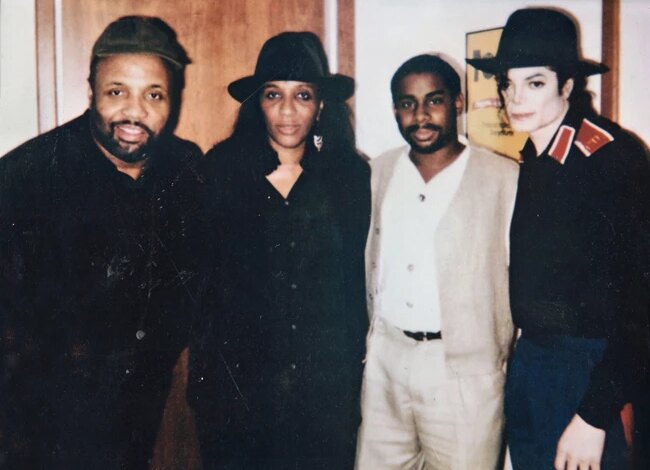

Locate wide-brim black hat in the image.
[466,8,608,76]
[228,31,354,103]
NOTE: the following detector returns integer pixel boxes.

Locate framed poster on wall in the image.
[465,27,526,161]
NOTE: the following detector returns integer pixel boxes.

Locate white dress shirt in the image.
[374,145,470,332]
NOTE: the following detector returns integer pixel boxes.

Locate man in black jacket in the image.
[0,16,202,469]
[468,8,649,470]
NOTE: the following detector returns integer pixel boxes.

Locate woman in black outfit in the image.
[188,32,370,469]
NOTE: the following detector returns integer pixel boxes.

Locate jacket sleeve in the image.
[577,134,650,429]
[0,145,55,462]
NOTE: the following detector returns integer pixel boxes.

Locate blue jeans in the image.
[506,335,628,470]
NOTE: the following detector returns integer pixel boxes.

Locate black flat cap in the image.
[92,16,190,69]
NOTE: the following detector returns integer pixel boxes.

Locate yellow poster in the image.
[466,28,527,160]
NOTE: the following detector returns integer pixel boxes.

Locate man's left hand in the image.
[554,414,606,470]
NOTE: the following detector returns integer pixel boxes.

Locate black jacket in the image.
[188,136,370,469]
[0,112,203,469]
[509,106,650,430]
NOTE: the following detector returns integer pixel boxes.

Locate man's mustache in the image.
[405,123,442,135]
[110,120,154,137]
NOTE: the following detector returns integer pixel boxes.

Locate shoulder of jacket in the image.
[169,135,203,158]
[574,117,616,157]
[0,122,72,176]
[202,138,238,173]
[543,114,621,163]
[337,149,371,179]
[468,145,519,177]
[370,145,407,169]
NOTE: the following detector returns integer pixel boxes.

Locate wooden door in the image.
[35,1,354,469]
[37,0,354,152]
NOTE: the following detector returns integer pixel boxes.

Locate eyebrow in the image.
[524,73,546,80]
[396,89,446,100]
[425,90,446,98]
[104,81,166,89]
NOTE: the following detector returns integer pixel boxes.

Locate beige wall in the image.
[620,0,649,142]
[0,0,38,156]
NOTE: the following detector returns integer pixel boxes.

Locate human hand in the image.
[554,414,606,470]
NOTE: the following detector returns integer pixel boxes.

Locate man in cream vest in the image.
[356,54,518,470]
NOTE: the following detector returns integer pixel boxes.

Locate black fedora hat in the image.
[466,8,608,76]
[228,31,354,103]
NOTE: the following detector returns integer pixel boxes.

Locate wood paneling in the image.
[35,0,56,133]
[58,0,326,152]
[337,0,354,79]
[337,0,355,116]
[601,0,619,121]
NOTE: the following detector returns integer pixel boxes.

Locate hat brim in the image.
[228,74,355,103]
[94,49,189,69]
[466,57,608,77]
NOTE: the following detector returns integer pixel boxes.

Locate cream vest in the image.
[366,145,519,377]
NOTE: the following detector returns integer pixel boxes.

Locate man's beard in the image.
[89,107,159,164]
[402,123,453,154]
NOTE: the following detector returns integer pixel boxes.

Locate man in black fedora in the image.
[0,16,202,468]
[468,8,649,470]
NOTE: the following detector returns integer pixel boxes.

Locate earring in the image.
[313,120,323,152]
[313,134,323,152]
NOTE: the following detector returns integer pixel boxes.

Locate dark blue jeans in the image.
[505,335,628,470]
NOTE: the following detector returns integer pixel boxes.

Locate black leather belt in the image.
[404,330,442,341]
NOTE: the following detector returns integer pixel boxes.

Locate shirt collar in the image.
[399,139,471,182]
[519,105,589,164]
[257,138,323,176]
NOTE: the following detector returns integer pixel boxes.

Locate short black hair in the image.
[391,54,461,102]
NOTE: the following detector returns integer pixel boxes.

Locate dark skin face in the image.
[259,80,322,161]
[393,72,465,181]
[393,72,463,157]
[89,54,172,164]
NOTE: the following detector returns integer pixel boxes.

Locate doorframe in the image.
[34,0,356,134]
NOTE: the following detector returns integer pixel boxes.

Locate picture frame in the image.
[465,27,526,160]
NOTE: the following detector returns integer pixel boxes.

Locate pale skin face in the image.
[260,81,323,198]
[501,66,573,155]
[392,72,465,182]
[89,53,172,178]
